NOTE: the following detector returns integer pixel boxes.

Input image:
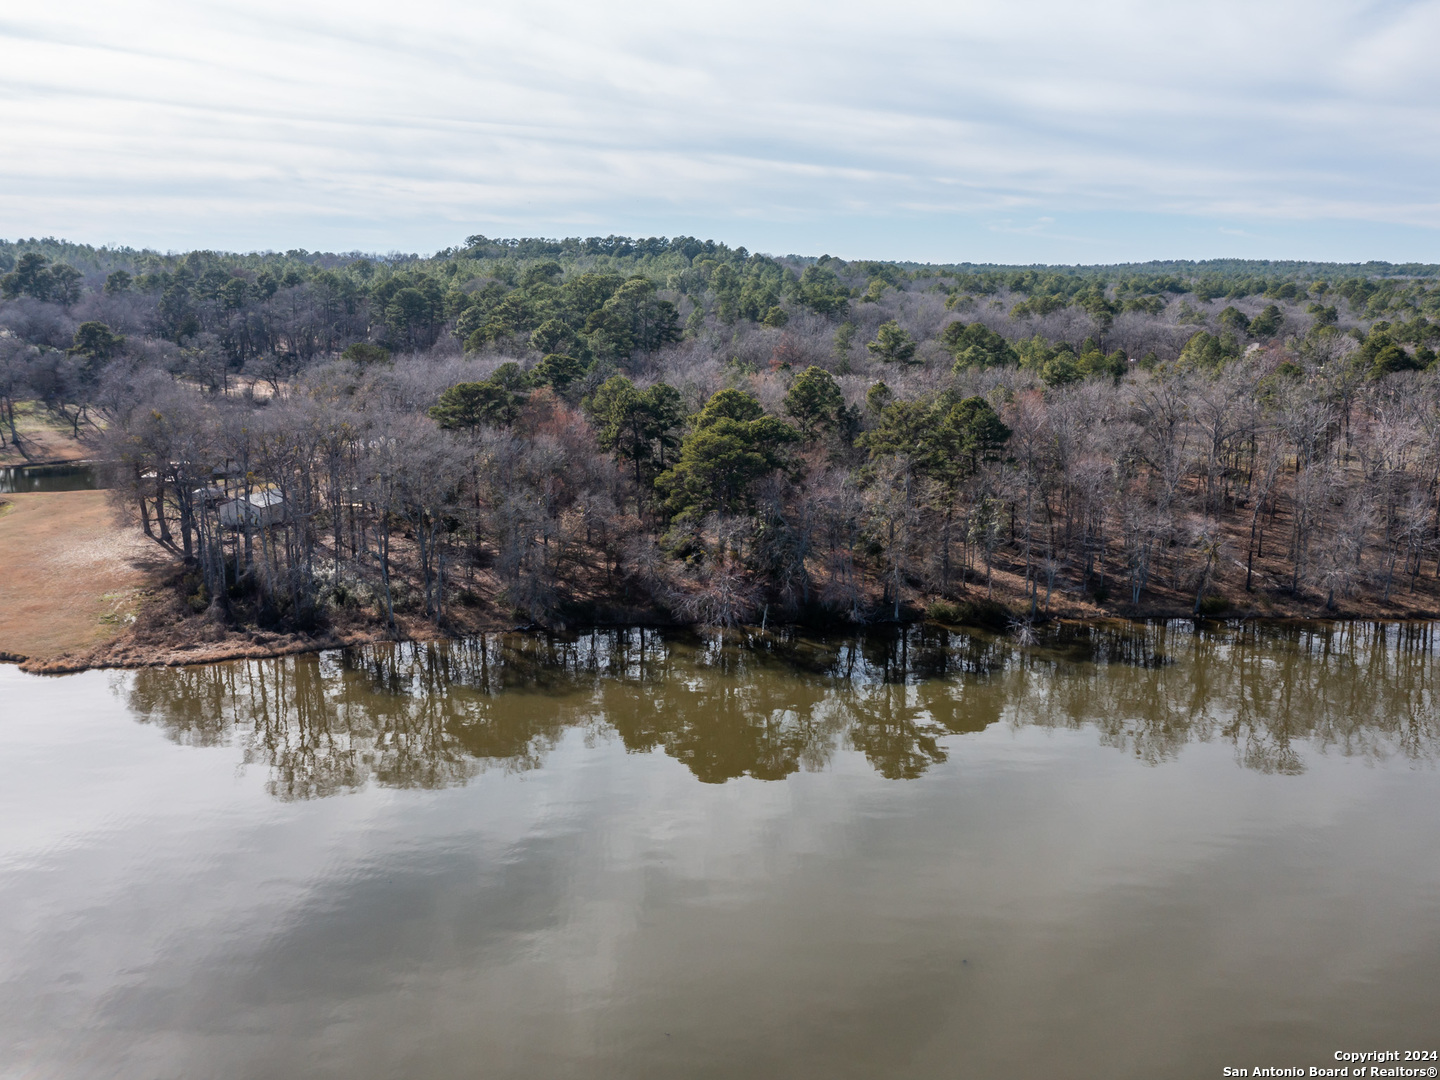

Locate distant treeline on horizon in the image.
[4,232,1440,279]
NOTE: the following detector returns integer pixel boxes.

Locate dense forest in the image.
[5,233,1440,641]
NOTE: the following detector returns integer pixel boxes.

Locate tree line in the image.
[5,234,1440,632]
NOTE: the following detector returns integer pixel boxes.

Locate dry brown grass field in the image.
[0,490,173,662]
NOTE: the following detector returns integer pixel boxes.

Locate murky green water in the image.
[0,463,98,494]
[1,622,1437,1079]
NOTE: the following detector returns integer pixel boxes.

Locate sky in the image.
[3,0,1440,263]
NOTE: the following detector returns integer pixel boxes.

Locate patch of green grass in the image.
[1198,593,1230,616]
[927,597,1012,630]
[11,400,72,433]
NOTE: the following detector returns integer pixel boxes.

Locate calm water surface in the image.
[0,463,98,494]
[1,621,1437,1079]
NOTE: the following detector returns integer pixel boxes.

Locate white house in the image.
[219,489,287,529]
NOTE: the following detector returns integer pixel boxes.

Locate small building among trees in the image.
[219,490,286,529]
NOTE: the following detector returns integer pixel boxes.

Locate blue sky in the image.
[4,0,1440,263]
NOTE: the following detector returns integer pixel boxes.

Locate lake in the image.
[1,621,1436,1079]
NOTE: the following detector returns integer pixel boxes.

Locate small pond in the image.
[0,462,99,493]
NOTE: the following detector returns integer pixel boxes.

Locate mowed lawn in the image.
[0,492,171,660]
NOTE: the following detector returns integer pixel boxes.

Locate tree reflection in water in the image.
[123,621,1440,798]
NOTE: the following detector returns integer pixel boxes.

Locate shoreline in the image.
[10,606,1440,676]
[0,455,99,468]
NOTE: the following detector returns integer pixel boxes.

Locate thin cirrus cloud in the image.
[2,0,1439,262]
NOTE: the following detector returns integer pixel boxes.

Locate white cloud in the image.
[2,0,1439,259]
